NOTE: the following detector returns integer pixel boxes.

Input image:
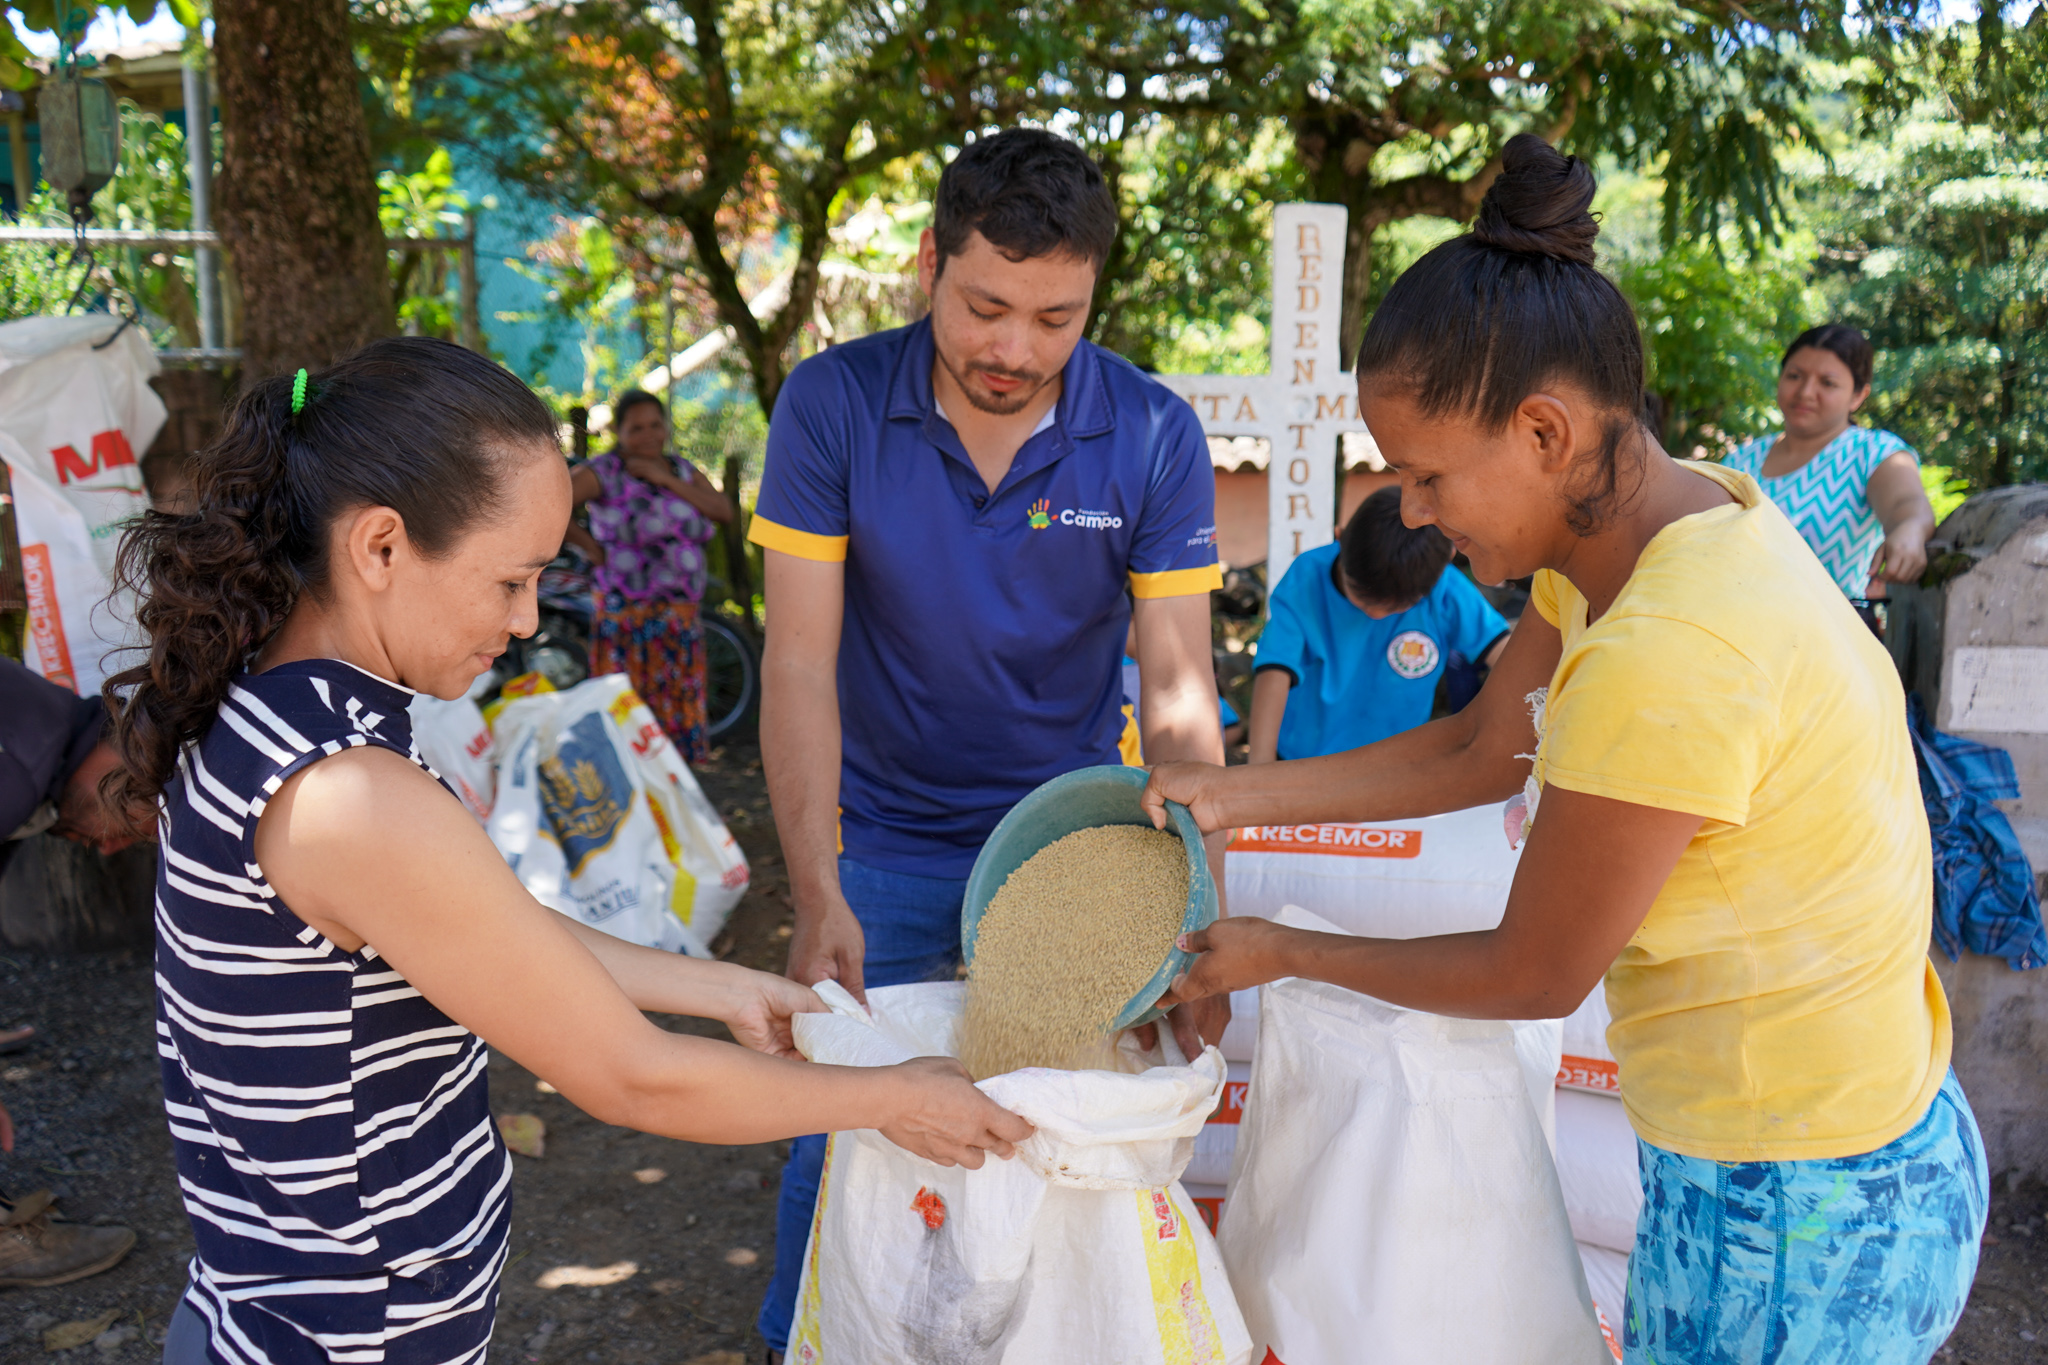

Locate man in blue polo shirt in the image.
[746,128,1227,1358]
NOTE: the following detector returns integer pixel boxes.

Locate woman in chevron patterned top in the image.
[104,338,1030,1365]
[1722,325,1937,622]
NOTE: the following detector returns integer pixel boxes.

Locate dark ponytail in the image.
[105,337,559,815]
[1356,133,1648,535]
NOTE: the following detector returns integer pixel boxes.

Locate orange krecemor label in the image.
[1557,1056,1621,1094]
[1230,824,1424,858]
[1595,1305,1623,1360]
[21,544,76,692]
[1209,1079,1248,1125]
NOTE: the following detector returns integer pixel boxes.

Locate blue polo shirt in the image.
[1255,542,1508,760]
[749,318,1222,877]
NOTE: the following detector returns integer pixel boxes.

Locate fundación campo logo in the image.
[1025,498,1125,531]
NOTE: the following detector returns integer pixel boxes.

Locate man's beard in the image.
[935,344,1052,416]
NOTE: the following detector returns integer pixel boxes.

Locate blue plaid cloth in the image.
[1907,694,2046,971]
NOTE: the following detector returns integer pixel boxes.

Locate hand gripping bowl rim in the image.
[960,764,1218,1033]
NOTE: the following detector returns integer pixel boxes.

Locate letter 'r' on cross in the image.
[1160,203,1379,594]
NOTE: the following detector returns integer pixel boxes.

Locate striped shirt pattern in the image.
[156,659,510,1364]
[1723,426,1916,599]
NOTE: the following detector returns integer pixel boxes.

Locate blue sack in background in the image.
[1907,693,2046,971]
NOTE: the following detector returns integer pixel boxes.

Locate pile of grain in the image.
[956,823,1189,1080]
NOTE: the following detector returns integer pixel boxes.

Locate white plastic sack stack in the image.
[1182,1058,1250,1188]
[1555,1089,1642,1255]
[1578,1243,1629,1360]
[409,693,497,822]
[1221,914,1605,1365]
[1183,990,1259,1226]
[787,980,1252,1365]
[1183,897,1564,1208]
[0,315,165,696]
[1560,985,1618,1094]
[1554,991,1636,1359]
[487,675,747,954]
[1224,804,1522,936]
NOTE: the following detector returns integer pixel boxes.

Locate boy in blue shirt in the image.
[1249,486,1510,761]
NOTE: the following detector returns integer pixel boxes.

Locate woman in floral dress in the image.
[569,389,734,762]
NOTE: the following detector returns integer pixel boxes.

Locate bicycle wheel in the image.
[701,615,760,739]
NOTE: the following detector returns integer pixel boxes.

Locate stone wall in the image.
[1889,485,2048,1179]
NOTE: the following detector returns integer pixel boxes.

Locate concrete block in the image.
[1896,486,2048,1178]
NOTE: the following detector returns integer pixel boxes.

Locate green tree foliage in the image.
[1611,236,1817,459]
[378,144,487,338]
[1593,172,1821,458]
[499,214,640,402]
[352,0,479,167]
[0,0,197,88]
[1,100,200,339]
[1259,0,1926,360]
[447,0,1126,414]
[403,0,1946,416]
[1804,19,2048,487]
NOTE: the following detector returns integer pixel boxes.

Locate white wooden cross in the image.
[1160,203,1376,589]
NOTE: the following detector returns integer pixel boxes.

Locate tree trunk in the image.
[213,0,395,386]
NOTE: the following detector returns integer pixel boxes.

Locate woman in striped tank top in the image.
[105,338,1030,1365]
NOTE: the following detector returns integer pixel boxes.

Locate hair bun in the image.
[1471,134,1599,265]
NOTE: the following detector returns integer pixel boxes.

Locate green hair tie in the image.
[291,367,310,416]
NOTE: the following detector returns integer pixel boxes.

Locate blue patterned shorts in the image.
[1626,1069,1988,1365]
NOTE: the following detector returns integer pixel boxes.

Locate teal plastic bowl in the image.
[961,765,1217,1033]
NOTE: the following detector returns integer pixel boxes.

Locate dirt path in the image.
[1,738,2043,1361]
[0,741,799,1364]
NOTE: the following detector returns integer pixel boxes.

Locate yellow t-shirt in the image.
[1528,461,1949,1162]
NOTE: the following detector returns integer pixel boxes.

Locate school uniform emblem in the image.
[1386,630,1440,679]
[1027,498,1052,530]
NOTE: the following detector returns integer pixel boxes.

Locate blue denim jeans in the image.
[1625,1069,1988,1365]
[161,1300,206,1364]
[757,856,966,1352]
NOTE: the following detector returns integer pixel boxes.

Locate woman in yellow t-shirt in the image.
[1146,136,1986,1364]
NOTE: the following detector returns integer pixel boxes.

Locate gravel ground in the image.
[1,737,2044,1362]
[0,741,798,1364]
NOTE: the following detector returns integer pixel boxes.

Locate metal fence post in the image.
[181,53,221,351]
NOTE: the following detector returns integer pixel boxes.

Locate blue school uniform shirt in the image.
[748,317,1221,877]
[1254,542,1508,759]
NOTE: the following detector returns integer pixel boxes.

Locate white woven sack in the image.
[2,442,124,697]
[409,693,497,822]
[1577,1242,1630,1360]
[1222,803,1522,937]
[1179,1019,1556,1186]
[1555,1088,1643,1254]
[787,981,1252,1365]
[487,675,747,954]
[1220,909,1606,1365]
[1182,1059,1251,1187]
[1559,985,1620,1093]
[0,315,164,580]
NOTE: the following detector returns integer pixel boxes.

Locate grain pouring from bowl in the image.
[955,765,1220,1079]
